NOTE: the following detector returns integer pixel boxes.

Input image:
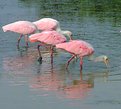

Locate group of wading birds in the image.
[2,18,109,72]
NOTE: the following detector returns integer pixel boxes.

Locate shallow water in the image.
[0,0,121,109]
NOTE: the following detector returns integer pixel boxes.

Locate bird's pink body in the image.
[33,18,59,31]
[2,21,37,47]
[56,40,94,70]
[56,40,94,57]
[2,21,37,35]
[29,30,67,64]
[29,30,66,45]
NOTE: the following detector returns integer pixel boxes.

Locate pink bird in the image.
[2,21,38,48]
[33,18,73,40]
[56,40,109,71]
[29,30,67,63]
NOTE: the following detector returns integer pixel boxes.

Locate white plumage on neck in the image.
[88,55,109,67]
[91,55,108,62]
[57,28,72,40]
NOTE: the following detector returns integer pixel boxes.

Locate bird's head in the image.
[102,55,109,67]
[90,55,109,67]
[61,30,73,40]
[94,55,109,68]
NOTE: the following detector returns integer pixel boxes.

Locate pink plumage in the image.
[2,21,37,34]
[2,21,38,47]
[33,18,73,40]
[33,18,59,31]
[29,30,66,45]
[56,40,94,70]
[56,40,94,57]
[29,30,67,64]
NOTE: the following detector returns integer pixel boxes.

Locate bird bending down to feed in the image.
[56,40,109,71]
[2,21,38,48]
[29,30,67,64]
[33,18,73,40]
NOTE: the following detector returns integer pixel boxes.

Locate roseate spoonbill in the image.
[29,30,66,64]
[33,18,73,40]
[56,40,109,71]
[2,21,38,48]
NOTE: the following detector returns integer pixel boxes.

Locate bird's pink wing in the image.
[56,40,82,54]
[29,31,66,45]
[37,31,66,45]
[33,18,58,31]
[2,21,36,34]
[29,32,48,43]
[56,40,94,56]
[77,40,94,56]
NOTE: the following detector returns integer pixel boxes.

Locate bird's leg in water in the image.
[50,46,54,64]
[80,57,83,72]
[17,34,23,48]
[24,35,29,48]
[37,44,43,64]
[80,70,83,80]
[66,55,76,69]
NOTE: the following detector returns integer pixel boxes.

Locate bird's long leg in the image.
[66,55,76,69]
[37,44,43,64]
[24,35,29,47]
[80,68,83,80]
[50,46,54,64]
[80,57,83,72]
[17,34,23,48]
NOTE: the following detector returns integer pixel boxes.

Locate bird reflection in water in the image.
[60,70,94,99]
[2,48,56,88]
[3,48,38,73]
[3,48,109,99]
[30,63,64,92]
[30,62,96,100]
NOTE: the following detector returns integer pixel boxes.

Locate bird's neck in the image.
[88,55,104,62]
[33,24,40,33]
[59,31,72,40]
